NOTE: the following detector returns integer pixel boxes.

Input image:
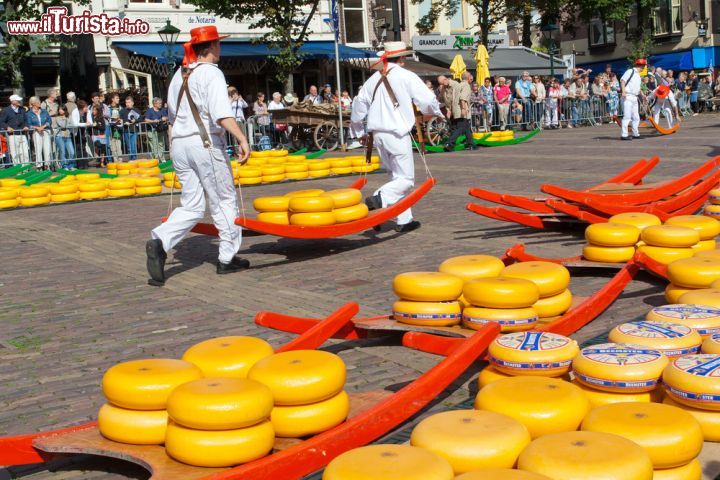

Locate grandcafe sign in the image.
[412,34,508,51]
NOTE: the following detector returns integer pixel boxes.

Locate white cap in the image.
[9,94,22,102]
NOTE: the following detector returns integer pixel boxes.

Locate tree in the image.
[186,0,321,91]
[411,0,508,48]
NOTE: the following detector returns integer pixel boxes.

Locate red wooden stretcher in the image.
[614,114,680,135]
[174,177,436,240]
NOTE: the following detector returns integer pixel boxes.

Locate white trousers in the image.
[621,95,640,138]
[373,131,414,225]
[152,135,241,264]
[8,134,30,164]
[33,131,52,168]
[652,101,674,129]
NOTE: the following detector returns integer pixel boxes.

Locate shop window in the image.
[589,16,616,47]
[344,0,368,44]
[652,0,682,36]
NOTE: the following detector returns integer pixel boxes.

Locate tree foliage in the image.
[411,0,509,48]
[186,0,321,90]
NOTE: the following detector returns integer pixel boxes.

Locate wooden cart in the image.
[271,109,351,152]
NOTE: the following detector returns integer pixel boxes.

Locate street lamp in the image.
[158,20,180,78]
[541,23,559,79]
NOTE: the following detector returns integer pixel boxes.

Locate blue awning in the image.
[113,41,374,61]
[580,47,717,74]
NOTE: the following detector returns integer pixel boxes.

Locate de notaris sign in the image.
[412,34,508,51]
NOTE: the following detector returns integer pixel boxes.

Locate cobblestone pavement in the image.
[2,115,720,479]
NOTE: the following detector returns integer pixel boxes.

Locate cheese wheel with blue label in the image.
[608,321,702,358]
[703,333,720,354]
[662,354,720,411]
[462,307,538,333]
[488,331,579,377]
[646,304,720,338]
[572,343,669,393]
[392,300,462,327]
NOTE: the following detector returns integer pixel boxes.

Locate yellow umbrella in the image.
[475,44,490,82]
[449,54,467,80]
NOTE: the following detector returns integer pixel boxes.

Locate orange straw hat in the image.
[655,84,670,99]
[181,26,229,67]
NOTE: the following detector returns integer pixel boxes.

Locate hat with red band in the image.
[635,58,647,66]
[371,41,414,73]
[655,84,670,98]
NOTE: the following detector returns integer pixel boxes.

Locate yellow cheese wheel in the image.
[0,178,25,187]
[475,376,589,438]
[583,244,636,263]
[666,215,720,240]
[665,284,696,303]
[97,403,168,445]
[392,300,462,327]
[704,204,720,219]
[331,159,352,168]
[478,366,512,388]
[135,186,162,195]
[285,189,325,198]
[678,289,720,308]
[710,189,720,205]
[438,255,505,282]
[307,161,330,171]
[107,188,135,197]
[581,402,703,468]
[323,444,454,480]
[571,379,664,408]
[50,193,79,203]
[703,333,720,353]
[266,157,287,165]
[108,179,134,190]
[572,343,669,393]
[667,257,720,288]
[458,294,471,309]
[500,261,570,298]
[261,166,285,176]
[80,190,108,200]
[246,158,266,167]
[20,196,50,207]
[239,177,263,185]
[287,155,306,162]
[271,390,350,438]
[691,239,716,252]
[353,165,374,173]
[455,470,552,480]
[182,336,273,378]
[289,212,335,226]
[532,289,573,318]
[165,419,274,467]
[347,157,365,167]
[331,167,353,175]
[641,225,700,248]
[247,350,346,406]
[134,177,161,187]
[638,245,695,264]
[253,196,290,213]
[652,458,702,480]
[463,307,538,332]
[49,184,78,195]
[167,377,273,430]
[76,172,100,181]
[410,409,531,474]
[321,188,362,208]
[250,150,271,158]
[138,159,159,168]
[19,186,50,198]
[269,149,288,157]
[333,204,369,223]
[77,182,106,193]
[393,272,464,302]
[0,189,17,200]
[585,222,641,247]
[0,199,19,209]
[608,321,702,357]
[663,396,720,442]
[308,169,331,178]
[647,304,720,337]
[463,277,540,308]
[286,171,310,180]
[162,172,177,181]
[102,359,203,410]
[370,155,380,164]
[116,170,131,175]
[284,163,308,173]
[608,212,662,230]
[662,354,720,410]
[137,167,161,177]
[262,174,286,183]
[257,212,290,225]
[517,431,654,480]
[488,331,579,376]
[237,167,263,178]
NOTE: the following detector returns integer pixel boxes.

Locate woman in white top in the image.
[228,87,248,123]
[268,92,287,146]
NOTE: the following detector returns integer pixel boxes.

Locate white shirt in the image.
[70,108,92,127]
[168,62,234,138]
[230,98,247,121]
[268,100,285,111]
[350,63,442,137]
[621,68,642,96]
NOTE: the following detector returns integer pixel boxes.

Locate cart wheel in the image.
[314,121,339,151]
[426,118,449,146]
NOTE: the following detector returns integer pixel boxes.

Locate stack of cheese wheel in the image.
[163,172,182,190]
[18,184,51,207]
[330,157,352,175]
[284,157,309,180]
[484,130,514,142]
[134,176,162,196]
[501,261,572,321]
[665,255,720,305]
[248,350,350,438]
[49,182,79,203]
[438,254,506,315]
[307,160,331,178]
[608,212,662,231]
[392,272,463,327]
[705,188,720,218]
[410,409,531,474]
[98,358,202,445]
[107,178,135,198]
[475,376,590,438]
[137,159,161,177]
[116,161,140,176]
[322,188,369,224]
[638,225,700,264]
[462,276,540,332]
[0,185,19,209]
[350,156,376,174]
[261,164,285,183]
[323,445,454,480]
[608,320,702,358]
[288,190,336,226]
[583,222,640,263]
[165,377,275,467]
[581,402,704,478]
[182,335,274,378]
[107,162,118,175]
[665,215,720,252]
[253,195,291,225]
[647,304,720,338]
[237,166,263,185]
[571,343,668,406]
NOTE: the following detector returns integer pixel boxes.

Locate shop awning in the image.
[113,41,374,61]
[579,47,719,74]
[417,47,567,78]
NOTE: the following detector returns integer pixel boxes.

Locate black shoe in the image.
[217,256,251,274]
[365,194,383,211]
[145,239,167,285]
[621,136,633,141]
[395,220,421,233]
[633,135,641,139]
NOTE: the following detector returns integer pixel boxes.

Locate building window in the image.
[450,2,465,32]
[652,0,682,36]
[343,0,368,44]
[589,16,616,47]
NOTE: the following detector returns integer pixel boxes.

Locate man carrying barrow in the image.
[350,41,443,233]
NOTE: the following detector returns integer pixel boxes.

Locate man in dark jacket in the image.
[0,94,31,165]
[120,96,142,160]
